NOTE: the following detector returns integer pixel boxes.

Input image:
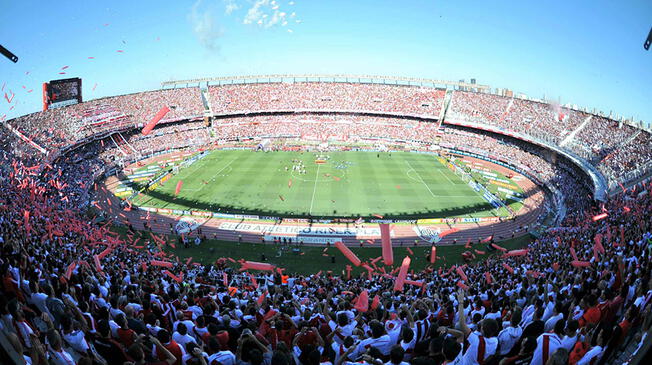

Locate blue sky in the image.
[1,0,650,125]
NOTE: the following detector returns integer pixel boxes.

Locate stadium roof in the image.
[160,74,491,92]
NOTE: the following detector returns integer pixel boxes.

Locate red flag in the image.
[502,249,528,258]
[23,210,29,230]
[240,261,276,271]
[592,213,608,221]
[491,243,507,252]
[174,180,183,195]
[456,266,468,281]
[93,255,103,272]
[594,234,605,254]
[257,291,268,305]
[150,260,174,268]
[141,106,170,135]
[380,223,393,266]
[393,256,411,292]
[571,260,591,268]
[354,290,369,312]
[570,247,578,261]
[404,280,423,287]
[440,228,460,238]
[502,263,514,274]
[164,270,183,283]
[370,295,381,310]
[65,262,77,280]
[247,272,258,288]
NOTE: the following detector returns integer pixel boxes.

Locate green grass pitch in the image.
[132,150,518,219]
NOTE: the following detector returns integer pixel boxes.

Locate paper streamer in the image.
[240,261,276,271]
[150,260,174,268]
[141,106,170,135]
[335,241,361,267]
[491,243,507,252]
[380,223,393,266]
[503,249,528,257]
[393,256,411,292]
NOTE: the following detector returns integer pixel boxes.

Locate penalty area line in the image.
[308,163,321,214]
[187,158,238,193]
[405,159,437,199]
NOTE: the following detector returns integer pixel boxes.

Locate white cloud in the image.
[289,1,295,5]
[243,0,269,25]
[189,0,224,51]
[287,29,293,33]
[242,0,293,29]
[224,0,239,15]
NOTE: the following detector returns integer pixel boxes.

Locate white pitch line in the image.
[438,169,455,184]
[192,158,237,193]
[308,163,321,214]
[405,159,437,198]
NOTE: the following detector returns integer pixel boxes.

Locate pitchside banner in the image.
[219,222,382,237]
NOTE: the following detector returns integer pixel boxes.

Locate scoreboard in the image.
[42,77,82,110]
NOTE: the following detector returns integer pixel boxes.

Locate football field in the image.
[131,150,519,218]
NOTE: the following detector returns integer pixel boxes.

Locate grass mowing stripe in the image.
[131,150,515,218]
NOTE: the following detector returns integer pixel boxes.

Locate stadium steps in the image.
[201,89,213,114]
[438,89,455,126]
[109,134,128,156]
[117,132,141,156]
[504,98,514,115]
[560,115,592,147]
[623,129,642,145]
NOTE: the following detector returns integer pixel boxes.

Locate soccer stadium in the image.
[0,2,651,365]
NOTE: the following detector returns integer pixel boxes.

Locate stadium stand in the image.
[1,79,651,364]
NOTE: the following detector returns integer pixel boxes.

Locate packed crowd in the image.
[439,127,593,214]
[448,92,587,145]
[211,114,441,143]
[596,132,652,180]
[0,109,651,364]
[6,88,204,151]
[208,83,446,117]
[447,91,652,183]
[4,83,652,186]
